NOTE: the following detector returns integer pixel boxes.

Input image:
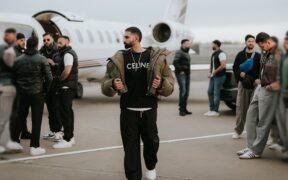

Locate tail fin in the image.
[164,0,189,24]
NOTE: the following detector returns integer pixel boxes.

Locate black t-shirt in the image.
[120,49,158,109]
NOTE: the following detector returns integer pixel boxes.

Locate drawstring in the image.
[140,111,144,118]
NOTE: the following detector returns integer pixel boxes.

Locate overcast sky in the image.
[1,0,287,43]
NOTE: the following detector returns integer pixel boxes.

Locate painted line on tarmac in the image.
[0,132,235,164]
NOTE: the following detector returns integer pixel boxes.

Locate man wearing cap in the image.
[12,36,52,156]
[204,40,227,117]
[232,34,261,139]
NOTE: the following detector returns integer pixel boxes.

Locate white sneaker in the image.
[6,140,23,151]
[266,139,277,146]
[232,132,241,139]
[43,131,55,139]
[70,137,76,145]
[239,150,261,159]
[0,146,5,153]
[207,111,220,117]
[53,139,72,149]
[204,111,213,116]
[30,147,46,156]
[145,169,156,180]
[268,143,284,152]
[237,148,250,156]
[54,132,63,142]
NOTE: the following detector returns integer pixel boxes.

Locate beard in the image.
[247,46,254,50]
[212,47,216,51]
[59,45,67,50]
[124,42,133,49]
[182,48,190,53]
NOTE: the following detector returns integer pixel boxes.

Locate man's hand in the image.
[254,79,261,86]
[240,72,246,79]
[47,58,55,66]
[270,81,280,91]
[114,78,124,91]
[208,72,212,78]
[152,75,161,89]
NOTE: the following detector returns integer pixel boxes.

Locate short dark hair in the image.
[16,33,25,40]
[256,32,270,43]
[245,34,255,42]
[26,36,38,49]
[5,28,16,34]
[58,35,70,41]
[286,31,288,37]
[271,36,279,45]
[181,39,190,45]
[42,32,53,38]
[125,26,142,42]
[213,40,221,47]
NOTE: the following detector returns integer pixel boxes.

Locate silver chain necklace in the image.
[130,50,142,71]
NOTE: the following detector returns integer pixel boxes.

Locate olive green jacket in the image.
[101,47,175,97]
[282,54,288,97]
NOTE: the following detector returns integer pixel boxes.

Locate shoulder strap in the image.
[251,51,256,59]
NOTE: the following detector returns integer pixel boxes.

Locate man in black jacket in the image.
[232,34,261,139]
[173,39,192,116]
[7,33,32,140]
[40,33,63,142]
[12,36,52,156]
[53,36,78,149]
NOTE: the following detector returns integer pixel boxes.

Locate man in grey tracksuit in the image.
[238,32,281,159]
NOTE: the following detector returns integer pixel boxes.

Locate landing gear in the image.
[75,82,83,99]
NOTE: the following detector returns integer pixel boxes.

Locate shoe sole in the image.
[239,156,261,159]
[30,152,46,156]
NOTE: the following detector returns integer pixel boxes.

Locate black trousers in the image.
[120,108,159,180]
[58,89,75,142]
[10,93,44,147]
[46,91,62,133]
[10,94,30,137]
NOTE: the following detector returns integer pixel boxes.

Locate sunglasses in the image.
[43,39,51,42]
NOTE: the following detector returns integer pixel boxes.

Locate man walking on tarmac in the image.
[102,26,174,180]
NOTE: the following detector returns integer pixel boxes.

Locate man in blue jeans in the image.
[204,40,226,117]
[173,39,192,116]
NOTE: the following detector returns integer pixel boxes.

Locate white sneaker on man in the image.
[237,148,250,156]
[239,150,261,159]
[145,169,156,180]
[30,147,46,156]
[70,137,76,145]
[0,146,5,153]
[53,139,72,149]
[54,132,63,142]
[207,111,219,117]
[43,131,55,139]
[6,140,23,151]
[268,143,284,152]
[232,132,241,139]
[204,111,213,116]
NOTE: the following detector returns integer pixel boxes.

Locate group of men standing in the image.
[0,28,78,156]
[231,32,288,160]
[172,30,288,161]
